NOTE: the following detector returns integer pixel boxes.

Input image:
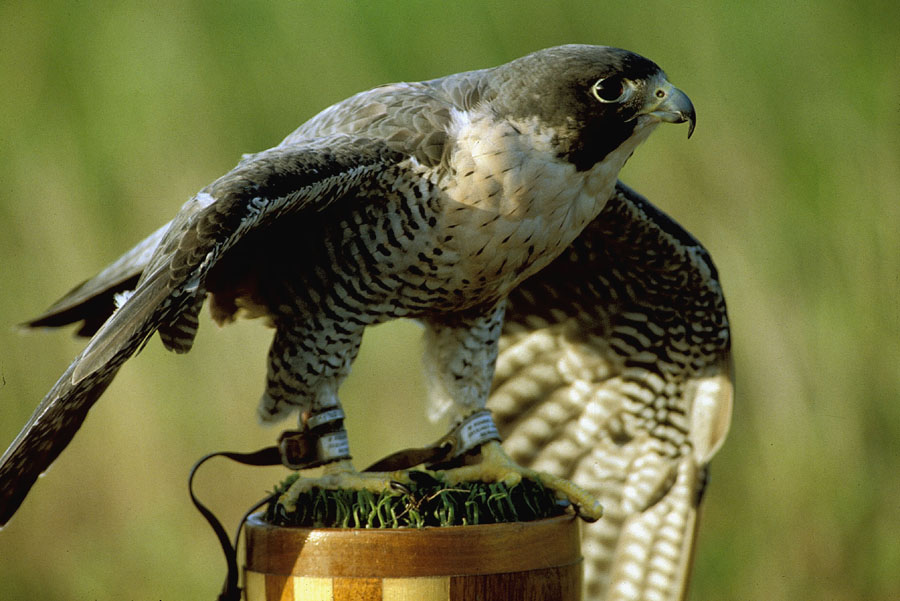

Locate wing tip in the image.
[0,441,45,528]
[0,481,33,528]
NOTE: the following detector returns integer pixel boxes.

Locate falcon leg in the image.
[423,302,602,521]
[257,318,364,423]
[259,318,412,512]
[422,301,506,422]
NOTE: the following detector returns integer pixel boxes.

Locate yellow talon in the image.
[440,441,603,522]
[278,459,410,512]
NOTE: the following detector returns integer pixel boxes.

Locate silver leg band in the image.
[278,407,351,469]
[453,410,501,457]
[317,430,351,463]
[307,408,345,429]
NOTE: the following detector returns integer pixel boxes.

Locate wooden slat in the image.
[450,565,582,601]
[265,573,293,601]
[382,577,450,601]
[292,576,332,601]
[244,571,266,601]
[333,577,382,601]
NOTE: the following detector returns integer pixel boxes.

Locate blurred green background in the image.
[1,1,898,599]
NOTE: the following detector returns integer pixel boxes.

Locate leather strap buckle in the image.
[279,408,351,469]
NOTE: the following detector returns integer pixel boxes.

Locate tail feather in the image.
[23,223,166,337]
[23,273,141,337]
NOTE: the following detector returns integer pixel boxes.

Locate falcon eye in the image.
[591,76,632,104]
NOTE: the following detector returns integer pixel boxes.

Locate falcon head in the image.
[486,44,696,170]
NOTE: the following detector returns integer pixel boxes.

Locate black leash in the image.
[188,447,281,601]
[188,425,356,601]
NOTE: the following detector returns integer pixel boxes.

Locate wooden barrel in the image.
[244,513,582,601]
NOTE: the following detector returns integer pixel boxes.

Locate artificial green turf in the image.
[265,471,568,528]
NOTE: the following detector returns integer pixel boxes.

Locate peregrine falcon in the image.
[0,45,697,527]
[491,182,732,600]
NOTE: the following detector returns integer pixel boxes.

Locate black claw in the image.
[573,502,601,523]
[408,470,442,487]
[389,480,412,494]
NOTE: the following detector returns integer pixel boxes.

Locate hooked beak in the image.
[642,81,696,138]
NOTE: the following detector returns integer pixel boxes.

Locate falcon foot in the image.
[277,459,410,515]
[439,440,604,522]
